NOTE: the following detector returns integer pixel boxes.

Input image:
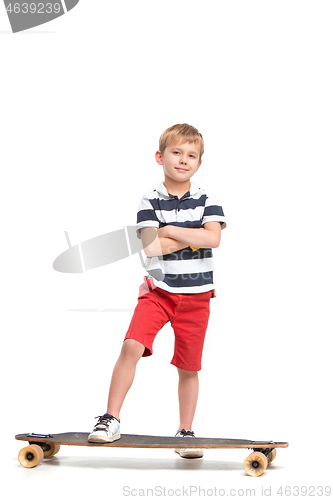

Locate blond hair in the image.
[159,124,204,161]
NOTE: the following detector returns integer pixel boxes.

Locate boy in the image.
[88,124,226,458]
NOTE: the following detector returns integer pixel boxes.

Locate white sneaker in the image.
[88,414,121,443]
[174,429,204,458]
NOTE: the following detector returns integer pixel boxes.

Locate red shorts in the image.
[124,282,212,371]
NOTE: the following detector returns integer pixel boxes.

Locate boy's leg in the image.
[177,368,199,430]
[175,368,203,458]
[88,339,147,443]
[106,287,172,419]
[106,339,145,419]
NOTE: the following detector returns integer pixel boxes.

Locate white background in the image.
[1,1,332,498]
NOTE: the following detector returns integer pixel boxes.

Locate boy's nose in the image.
[180,156,187,164]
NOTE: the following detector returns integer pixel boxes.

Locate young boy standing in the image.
[88,124,226,458]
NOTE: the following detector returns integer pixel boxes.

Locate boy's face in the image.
[155,141,202,184]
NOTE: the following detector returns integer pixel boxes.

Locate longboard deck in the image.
[16,432,288,449]
[15,432,288,476]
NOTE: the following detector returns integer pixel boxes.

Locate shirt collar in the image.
[156,181,200,198]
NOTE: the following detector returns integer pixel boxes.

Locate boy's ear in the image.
[197,160,202,170]
[155,150,163,165]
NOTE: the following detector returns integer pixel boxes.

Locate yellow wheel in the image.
[243,451,268,477]
[43,444,61,459]
[267,448,277,465]
[18,444,44,468]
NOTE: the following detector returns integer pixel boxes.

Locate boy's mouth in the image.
[175,167,188,172]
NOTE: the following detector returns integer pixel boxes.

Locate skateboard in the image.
[15,432,288,477]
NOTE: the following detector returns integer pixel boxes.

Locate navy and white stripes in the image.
[137,182,226,293]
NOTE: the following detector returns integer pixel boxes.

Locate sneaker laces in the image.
[93,414,116,432]
[177,429,195,437]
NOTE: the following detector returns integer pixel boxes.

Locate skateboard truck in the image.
[27,434,55,453]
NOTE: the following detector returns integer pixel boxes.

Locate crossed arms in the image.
[141,222,227,257]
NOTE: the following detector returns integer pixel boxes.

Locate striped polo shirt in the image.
[137,182,226,294]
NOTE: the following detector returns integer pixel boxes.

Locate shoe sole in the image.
[175,449,203,459]
[87,433,121,443]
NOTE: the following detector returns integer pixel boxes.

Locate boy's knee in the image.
[121,338,145,359]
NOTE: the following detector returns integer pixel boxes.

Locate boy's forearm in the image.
[159,224,222,250]
[141,228,189,257]
[141,223,224,257]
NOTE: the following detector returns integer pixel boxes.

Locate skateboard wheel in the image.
[243,451,268,477]
[267,448,277,465]
[43,444,61,459]
[18,444,44,468]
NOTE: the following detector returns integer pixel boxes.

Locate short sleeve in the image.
[202,194,226,226]
[136,197,160,237]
